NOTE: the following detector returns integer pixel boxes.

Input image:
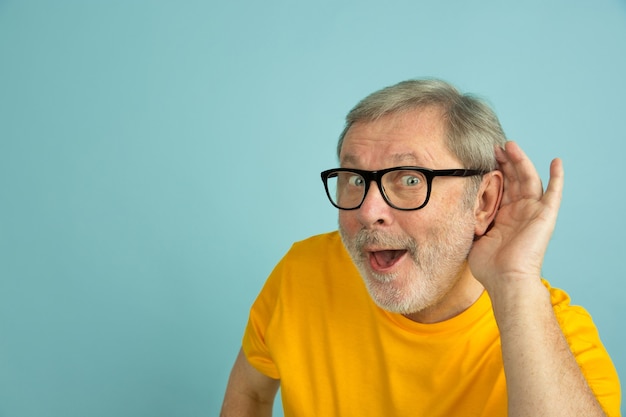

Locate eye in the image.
[348,174,365,187]
[401,175,422,187]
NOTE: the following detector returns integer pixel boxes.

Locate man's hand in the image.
[468,140,564,296]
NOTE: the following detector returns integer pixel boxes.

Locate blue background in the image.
[1,1,624,416]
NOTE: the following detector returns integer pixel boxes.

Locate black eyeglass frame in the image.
[320,166,487,211]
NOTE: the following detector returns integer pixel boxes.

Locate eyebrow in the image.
[341,152,422,166]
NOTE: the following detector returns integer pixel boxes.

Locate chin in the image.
[362,270,435,315]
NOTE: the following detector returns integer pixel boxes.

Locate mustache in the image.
[351,229,418,256]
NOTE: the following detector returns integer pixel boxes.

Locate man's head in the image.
[332,79,505,322]
[338,78,506,175]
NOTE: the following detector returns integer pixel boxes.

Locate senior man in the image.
[221,79,620,416]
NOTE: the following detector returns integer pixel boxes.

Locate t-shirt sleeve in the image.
[549,284,622,416]
[241,253,287,380]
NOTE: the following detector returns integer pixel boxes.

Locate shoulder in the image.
[264,230,356,289]
[290,230,344,253]
[282,231,351,267]
[542,279,613,365]
[541,279,594,328]
[268,230,363,302]
[542,279,590,319]
[542,280,621,415]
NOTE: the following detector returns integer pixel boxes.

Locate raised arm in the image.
[220,348,280,417]
[469,141,607,416]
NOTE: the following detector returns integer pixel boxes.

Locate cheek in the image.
[338,211,358,233]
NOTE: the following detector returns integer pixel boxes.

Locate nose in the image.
[356,181,394,227]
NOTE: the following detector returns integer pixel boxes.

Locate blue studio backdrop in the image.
[1,1,625,416]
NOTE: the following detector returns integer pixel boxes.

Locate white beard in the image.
[339,206,476,315]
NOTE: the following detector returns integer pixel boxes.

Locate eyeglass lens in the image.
[326,169,429,209]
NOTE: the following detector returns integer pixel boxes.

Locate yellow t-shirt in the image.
[243,231,621,416]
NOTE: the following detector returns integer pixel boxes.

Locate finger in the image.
[495,144,521,203]
[496,141,544,202]
[502,142,542,191]
[543,157,564,212]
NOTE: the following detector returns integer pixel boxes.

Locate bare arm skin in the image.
[220,348,280,417]
[469,141,606,416]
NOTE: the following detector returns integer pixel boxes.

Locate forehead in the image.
[340,107,459,169]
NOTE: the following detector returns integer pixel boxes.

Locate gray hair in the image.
[337,79,507,173]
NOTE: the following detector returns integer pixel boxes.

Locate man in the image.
[221,79,621,416]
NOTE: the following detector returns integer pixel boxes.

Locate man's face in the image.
[338,106,480,322]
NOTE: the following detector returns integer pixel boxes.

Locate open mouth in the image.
[369,249,407,271]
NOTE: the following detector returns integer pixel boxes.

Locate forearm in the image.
[490,278,606,417]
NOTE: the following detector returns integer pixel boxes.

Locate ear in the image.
[473,170,503,237]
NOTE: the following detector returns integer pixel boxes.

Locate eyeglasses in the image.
[320,166,487,211]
